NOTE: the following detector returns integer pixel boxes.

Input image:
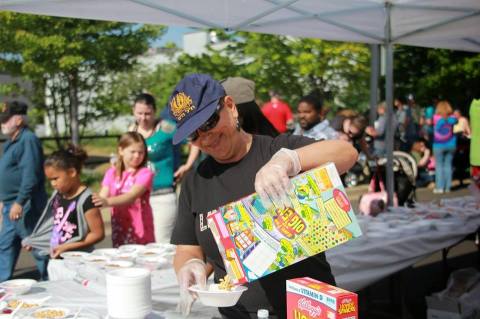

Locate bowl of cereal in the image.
[104,260,134,270]
[60,251,90,261]
[83,255,109,267]
[5,297,45,310]
[0,279,37,295]
[31,307,70,319]
[135,256,169,271]
[188,276,247,307]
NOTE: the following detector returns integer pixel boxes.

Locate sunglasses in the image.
[347,128,361,139]
[189,101,224,142]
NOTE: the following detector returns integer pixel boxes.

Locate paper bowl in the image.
[104,260,134,270]
[137,249,163,258]
[31,307,70,319]
[188,284,247,307]
[115,252,137,262]
[83,255,110,266]
[60,251,90,261]
[135,256,169,271]
[146,243,176,252]
[118,245,146,254]
[92,248,118,258]
[0,279,37,295]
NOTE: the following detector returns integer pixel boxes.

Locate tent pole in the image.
[369,44,380,125]
[385,2,395,206]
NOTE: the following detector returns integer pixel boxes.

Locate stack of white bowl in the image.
[106,268,151,319]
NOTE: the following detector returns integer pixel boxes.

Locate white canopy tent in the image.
[2,0,480,202]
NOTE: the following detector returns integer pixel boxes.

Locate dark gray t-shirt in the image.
[171,134,335,319]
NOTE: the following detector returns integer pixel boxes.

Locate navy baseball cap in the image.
[168,74,225,145]
[0,100,28,123]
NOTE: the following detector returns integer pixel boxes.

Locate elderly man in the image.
[0,100,48,281]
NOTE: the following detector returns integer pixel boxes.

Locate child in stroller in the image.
[373,151,418,206]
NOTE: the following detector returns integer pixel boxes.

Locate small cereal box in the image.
[287,277,358,319]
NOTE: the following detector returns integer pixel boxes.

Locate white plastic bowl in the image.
[0,279,37,295]
[188,284,247,307]
[146,243,176,252]
[137,249,163,258]
[83,254,110,267]
[118,245,146,254]
[115,251,137,261]
[135,256,169,271]
[92,248,118,258]
[60,251,90,261]
[104,260,134,270]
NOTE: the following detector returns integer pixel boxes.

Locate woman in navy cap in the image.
[168,74,358,319]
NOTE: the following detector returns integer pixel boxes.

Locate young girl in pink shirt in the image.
[93,132,155,247]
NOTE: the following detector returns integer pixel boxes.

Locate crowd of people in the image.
[0,74,478,319]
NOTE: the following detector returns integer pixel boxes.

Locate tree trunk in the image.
[68,72,80,146]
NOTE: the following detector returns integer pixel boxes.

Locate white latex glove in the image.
[177,258,207,316]
[255,148,301,209]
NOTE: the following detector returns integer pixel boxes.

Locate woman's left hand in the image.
[255,148,301,208]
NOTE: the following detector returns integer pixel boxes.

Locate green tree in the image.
[393,46,480,111]
[0,12,165,145]
[156,30,371,112]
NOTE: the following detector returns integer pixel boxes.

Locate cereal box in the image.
[207,162,362,284]
[287,277,358,319]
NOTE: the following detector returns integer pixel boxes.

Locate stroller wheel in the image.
[344,172,358,187]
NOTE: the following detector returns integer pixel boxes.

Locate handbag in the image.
[359,172,398,216]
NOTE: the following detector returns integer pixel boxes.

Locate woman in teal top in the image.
[129,93,199,243]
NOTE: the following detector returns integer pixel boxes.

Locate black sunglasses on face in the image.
[189,103,223,142]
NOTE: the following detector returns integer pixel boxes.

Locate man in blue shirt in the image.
[0,100,48,280]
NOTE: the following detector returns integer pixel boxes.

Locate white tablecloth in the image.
[39,196,479,316]
[45,262,220,319]
[326,196,480,291]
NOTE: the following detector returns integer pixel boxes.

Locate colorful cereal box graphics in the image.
[207,162,362,283]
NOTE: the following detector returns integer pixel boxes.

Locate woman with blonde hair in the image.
[432,100,458,193]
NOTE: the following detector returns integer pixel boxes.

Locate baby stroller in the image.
[374,151,418,206]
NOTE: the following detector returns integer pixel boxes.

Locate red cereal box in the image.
[287,277,358,319]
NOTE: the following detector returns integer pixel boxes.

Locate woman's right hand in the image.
[255,148,301,208]
[91,193,108,208]
[176,258,207,316]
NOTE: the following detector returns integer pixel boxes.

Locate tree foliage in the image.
[0,12,165,145]
[392,46,480,112]
[146,30,371,113]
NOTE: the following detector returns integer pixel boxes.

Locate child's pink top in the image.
[102,166,155,247]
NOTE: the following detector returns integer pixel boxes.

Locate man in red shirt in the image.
[261,90,293,133]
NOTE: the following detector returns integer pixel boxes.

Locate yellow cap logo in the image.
[170,92,195,121]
